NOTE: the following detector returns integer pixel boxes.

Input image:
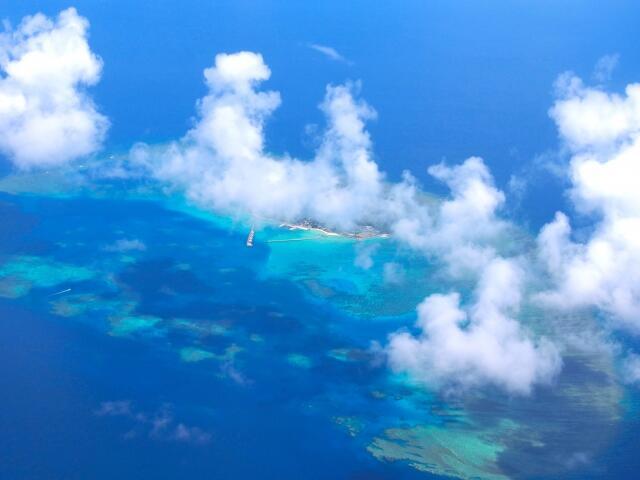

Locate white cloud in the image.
[130,54,512,276]
[540,74,640,331]
[389,157,510,278]
[549,73,640,152]
[354,242,379,270]
[593,53,619,84]
[387,257,562,395]
[131,52,384,231]
[104,238,147,252]
[96,400,211,445]
[622,353,640,385]
[307,43,350,64]
[383,262,405,285]
[0,8,108,169]
[382,158,563,394]
[369,151,562,394]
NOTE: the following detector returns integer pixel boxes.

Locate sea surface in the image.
[2,1,640,478]
[1,171,639,480]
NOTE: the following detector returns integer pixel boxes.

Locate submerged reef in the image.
[0,255,95,298]
[0,176,629,480]
[368,423,509,480]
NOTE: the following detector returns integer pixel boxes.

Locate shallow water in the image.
[0,187,637,479]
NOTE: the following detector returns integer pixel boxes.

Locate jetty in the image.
[246,226,255,247]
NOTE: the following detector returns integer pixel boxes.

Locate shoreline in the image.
[279,222,390,240]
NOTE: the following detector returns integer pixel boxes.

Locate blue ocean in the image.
[0,181,637,479]
[1,1,640,479]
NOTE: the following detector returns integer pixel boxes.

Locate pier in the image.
[246,226,255,247]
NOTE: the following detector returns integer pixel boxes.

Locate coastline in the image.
[279,221,390,240]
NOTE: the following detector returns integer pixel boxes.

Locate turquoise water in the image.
[0,171,637,479]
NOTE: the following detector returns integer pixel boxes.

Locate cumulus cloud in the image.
[389,157,511,278]
[622,354,640,385]
[96,401,211,445]
[131,51,384,231]
[0,8,107,169]
[307,43,350,64]
[354,242,379,270]
[383,160,562,394]
[103,238,147,252]
[383,262,405,285]
[387,257,562,395]
[540,74,640,331]
[593,53,619,84]
[129,53,514,278]
[549,73,640,152]
[309,133,562,394]
[220,359,252,386]
[95,400,132,416]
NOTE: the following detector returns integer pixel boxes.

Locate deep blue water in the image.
[0,300,428,480]
[0,192,432,479]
